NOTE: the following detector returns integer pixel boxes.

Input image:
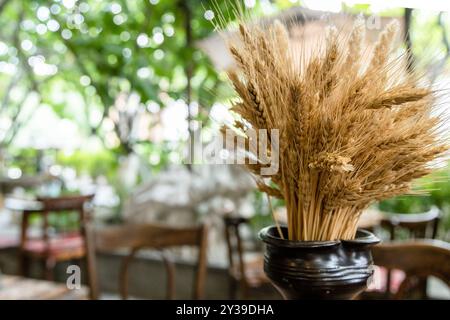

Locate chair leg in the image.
[417,278,428,299]
[228,277,237,300]
[240,280,249,300]
[44,258,56,281]
[85,254,98,300]
[385,269,392,298]
[19,253,30,277]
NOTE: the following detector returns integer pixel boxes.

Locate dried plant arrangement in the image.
[223,17,449,241]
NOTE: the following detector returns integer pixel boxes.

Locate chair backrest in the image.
[371,240,450,299]
[381,207,440,240]
[20,194,94,248]
[37,194,94,212]
[88,223,208,300]
[223,215,249,281]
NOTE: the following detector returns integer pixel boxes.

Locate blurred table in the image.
[0,275,87,300]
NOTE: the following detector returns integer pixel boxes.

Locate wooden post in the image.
[404,8,414,72]
[181,0,194,170]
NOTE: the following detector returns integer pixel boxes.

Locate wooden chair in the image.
[380,207,440,240]
[19,194,95,283]
[371,240,450,299]
[87,223,208,300]
[223,215,270,299]
[378,207,440,297]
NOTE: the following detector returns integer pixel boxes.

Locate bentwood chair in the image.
[378,207,440,298]
[380,207,440,240]
[87,223,208,300]
[371,240,450,299]
[223,215,270,299]
[19,194,95,283]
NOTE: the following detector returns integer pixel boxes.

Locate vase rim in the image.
[259,225,379,248]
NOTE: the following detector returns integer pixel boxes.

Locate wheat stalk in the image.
[224,18,449,241]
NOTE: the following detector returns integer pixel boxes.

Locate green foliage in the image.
[410,11,448,67]
[343,4,404,17]
[378,195,432,214]
[0,0,238,154]
[56,149,118,181]
[0,0,246,204]
[378,167,450,236]
[2,1,450,233]
[379,168,450,212]
[2,148,41,175]
[249,190,285,233]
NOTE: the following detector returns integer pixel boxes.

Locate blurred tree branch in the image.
[428,12,450,84]
[0,0,11,16]
[1,9,42,147]
[0,72,21,112]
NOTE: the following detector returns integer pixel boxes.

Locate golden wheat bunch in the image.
[225,18,449,241]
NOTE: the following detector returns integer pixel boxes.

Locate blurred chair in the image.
[378,207,440,298]
[370,240,450,299]
[0,174,60,251]
[19,194,95,283]
[0,198,43,255]
[88,223,208,300]
[380,207,440,240]
[223,215,270,299]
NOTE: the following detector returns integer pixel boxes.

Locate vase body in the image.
[259,226,380,300]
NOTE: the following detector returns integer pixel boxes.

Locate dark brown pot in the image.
[259,226,380,300]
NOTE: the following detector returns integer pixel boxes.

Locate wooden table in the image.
[0,275,88,300]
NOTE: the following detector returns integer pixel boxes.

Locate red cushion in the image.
[367,265,406,293]
[24,233,84,255]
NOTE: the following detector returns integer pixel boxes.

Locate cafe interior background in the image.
[0,0,449,300]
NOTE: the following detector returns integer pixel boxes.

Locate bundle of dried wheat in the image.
[225,18,449,241]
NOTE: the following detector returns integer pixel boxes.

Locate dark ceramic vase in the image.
[259,226,380,300]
